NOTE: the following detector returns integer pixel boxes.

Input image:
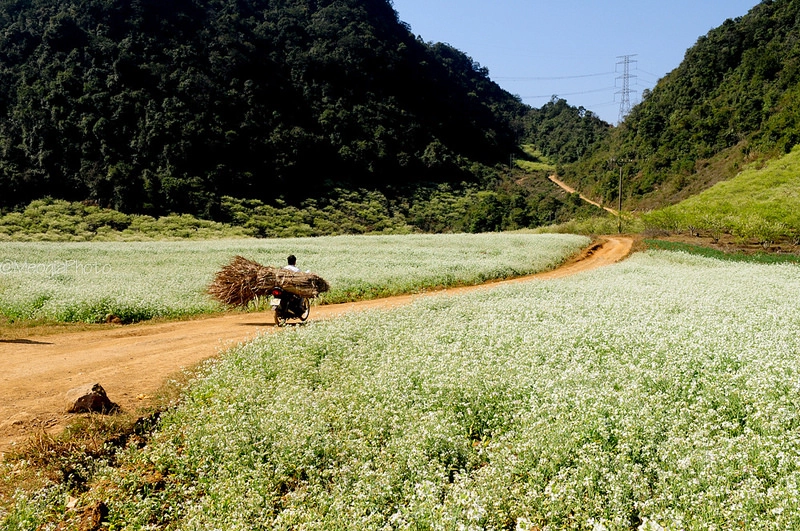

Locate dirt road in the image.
[548,174,618,215]
[0,236,633,455]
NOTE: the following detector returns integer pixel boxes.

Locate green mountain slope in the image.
[563,0,800,212]
[0,0,527,216]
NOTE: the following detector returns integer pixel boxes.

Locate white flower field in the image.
[0,233,589,322]
[62,249,800,530]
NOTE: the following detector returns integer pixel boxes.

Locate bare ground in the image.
[0,236,634,456]
[648,231,800,255]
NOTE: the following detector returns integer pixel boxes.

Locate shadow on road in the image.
[0,338,53,345]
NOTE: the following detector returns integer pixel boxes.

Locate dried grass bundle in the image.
[273,267,331,299]
[208,256,330,307]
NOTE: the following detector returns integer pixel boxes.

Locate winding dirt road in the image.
[548,174,618,215]
[0,236,633,456]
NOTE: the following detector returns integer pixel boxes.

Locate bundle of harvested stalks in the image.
[208,256,330,307]
[273,267,331,299]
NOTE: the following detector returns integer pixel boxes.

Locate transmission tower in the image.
[616,54,637,124]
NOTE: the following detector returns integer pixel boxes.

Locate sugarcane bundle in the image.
[208,256,330,307]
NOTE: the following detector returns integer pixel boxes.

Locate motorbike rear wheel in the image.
[299,297,311,321]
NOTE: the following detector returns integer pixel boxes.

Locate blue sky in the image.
[390,0,761,124]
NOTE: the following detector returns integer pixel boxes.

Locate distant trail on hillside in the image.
[548,174,618,215]
[0,237,633,455]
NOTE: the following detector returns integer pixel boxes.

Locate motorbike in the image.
[269,286,311,326]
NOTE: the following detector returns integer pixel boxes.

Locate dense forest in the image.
[0,0,539,217]
[522,97,609,165]
[564,0,800,210]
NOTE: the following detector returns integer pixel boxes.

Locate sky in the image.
[390,0,761,124]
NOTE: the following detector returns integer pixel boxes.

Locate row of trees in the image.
[1,182,603,241]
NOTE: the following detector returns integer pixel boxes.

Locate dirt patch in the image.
[0,237,634,456]
[647,231,800,255]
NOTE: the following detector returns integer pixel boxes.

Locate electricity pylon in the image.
[616,54,637,124]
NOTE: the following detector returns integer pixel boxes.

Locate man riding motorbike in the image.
[272,255,309,324]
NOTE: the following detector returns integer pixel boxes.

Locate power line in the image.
[585,100,619,108]
[495,71,615,81]
[521,86,617,99]
[500,56,656,122]
[638,68,662,79]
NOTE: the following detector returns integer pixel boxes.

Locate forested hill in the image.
[0,0,529,216]
[564,0,800,209]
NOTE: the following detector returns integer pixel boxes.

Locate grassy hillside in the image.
[644,145,800,246]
